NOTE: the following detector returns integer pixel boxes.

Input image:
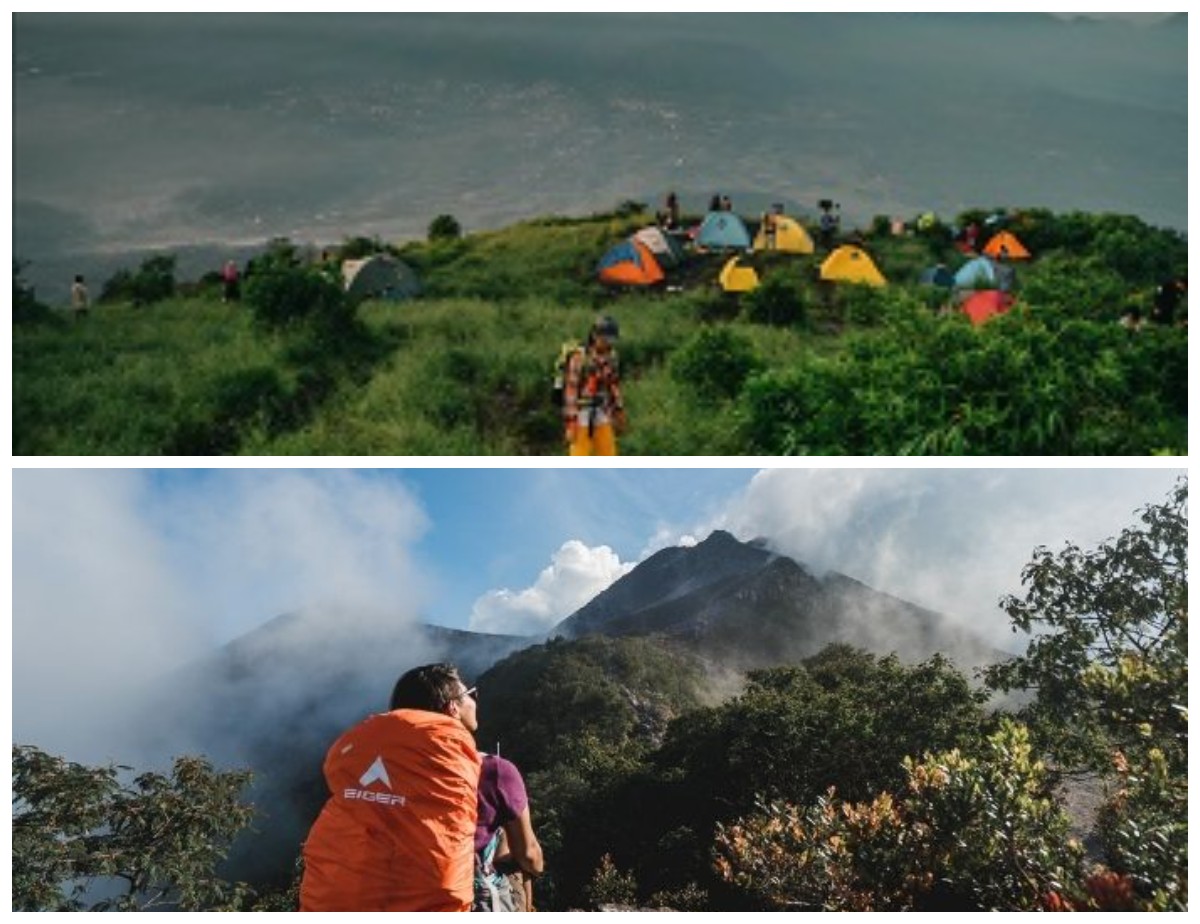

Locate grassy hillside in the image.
[13,206,1187,455]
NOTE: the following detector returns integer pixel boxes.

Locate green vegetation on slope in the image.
[13,207,1187,455]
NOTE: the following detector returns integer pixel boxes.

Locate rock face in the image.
[552,530,1005,671]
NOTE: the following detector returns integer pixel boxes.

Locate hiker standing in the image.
[760,210,777,251]
[70,275,90,319]
[474,752,544,911]
[664,191,680,230]
[1151,277,1186,325]
[299,664,482,911]
[563,315,626,457]
[221,260,241,302]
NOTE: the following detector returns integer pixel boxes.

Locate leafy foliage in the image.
[529,646,987,909]
[984,481,1187,910]
[101,254,178,306]
[742,272,808,327]
[670,325,764,403]
[13,260,55,325]
[12,745,255,911]
[984,481,1187,770]
[243,245,350,331]
[714,721,1086,911]
[428,213,463,241]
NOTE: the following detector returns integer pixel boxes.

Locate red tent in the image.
[962,290,1015,326]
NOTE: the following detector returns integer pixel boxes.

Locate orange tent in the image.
[982,230,1031,260]
[597,239,665,287]
[962,289,1015,326]
[300,710,481,911]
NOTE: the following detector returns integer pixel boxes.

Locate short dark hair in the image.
[389,662,465,713]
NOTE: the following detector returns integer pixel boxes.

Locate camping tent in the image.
[597,239,665,287]
[982,230,1031,260]
[961,289,1015,326]
[954,256,999,289]
[919,265,956,288]
[820,245,887,287]
[632,226,687,268]
[753,215,815,254]
[719,256,760,293]
[342,255,421,302]
[695,212,753,251]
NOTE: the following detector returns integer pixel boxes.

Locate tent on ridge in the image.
[820,245,887,287]
[982,230,1032,260]
[632,226,687,268]
[961,289,1015,326]
[695,211,753,251]
[342,255,421,303]
[919,265,956,288]
[753,215,815,254]
[719,256,760,293]
[597,239,665,287]
[954,256,999,290]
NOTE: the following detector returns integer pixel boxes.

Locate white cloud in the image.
[469,540,635,636]
[157,471,431,643]
[709,469,1182,647]
[11,470,431,765]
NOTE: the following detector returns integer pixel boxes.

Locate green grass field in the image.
[13,208,1187,456]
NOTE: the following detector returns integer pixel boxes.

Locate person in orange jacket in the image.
[563,315,627,456]
[299,663,482,912]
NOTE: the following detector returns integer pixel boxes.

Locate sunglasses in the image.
[455,686,478,703]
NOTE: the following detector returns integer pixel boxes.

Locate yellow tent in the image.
[719,256,760,293]
[819,245,887,287]
[754,215,815,254]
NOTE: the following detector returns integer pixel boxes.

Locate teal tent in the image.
[954,256,998,289]
[695,211,752,251]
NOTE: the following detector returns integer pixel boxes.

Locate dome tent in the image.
[695,211,753,251]
[342,255,421,303]
[719,256,760,293]
[819,245,886,287]
[597,239,665,287]
[753,215,815,254]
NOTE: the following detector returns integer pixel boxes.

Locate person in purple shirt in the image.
[474,753,544,911]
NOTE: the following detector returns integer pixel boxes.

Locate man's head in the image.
[591,315,619,353]
[389,662,478,733]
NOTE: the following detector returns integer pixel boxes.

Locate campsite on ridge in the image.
[13,201,1188,456]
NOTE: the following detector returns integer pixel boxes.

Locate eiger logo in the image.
[359,756,392,790]
[342,756,406,808]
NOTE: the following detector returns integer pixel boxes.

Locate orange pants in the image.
[568,422,617,456]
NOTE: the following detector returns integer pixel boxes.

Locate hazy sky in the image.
[11,466,1183,753]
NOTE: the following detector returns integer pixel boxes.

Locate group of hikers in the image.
[300,662,544,912]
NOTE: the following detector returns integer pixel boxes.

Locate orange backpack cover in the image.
[299,709,481,911]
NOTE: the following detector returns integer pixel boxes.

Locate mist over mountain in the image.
[114,528,1007,887]
[552,530,1006,670]
[135,608,528,886]
[13,12,1185,301]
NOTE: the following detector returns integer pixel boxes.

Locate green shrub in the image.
[671,326,763,403]
[714,721,1087,912]
[13,261,55,325]
[100,255,177,306]
[742,273,807,327]
[244,261,349,330]
[428,214,463,242]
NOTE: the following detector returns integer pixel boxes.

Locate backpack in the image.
[552,341,582,408]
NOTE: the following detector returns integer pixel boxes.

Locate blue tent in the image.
[954,256,998,289]
[919,265,955,288]
[695,211,752,251]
